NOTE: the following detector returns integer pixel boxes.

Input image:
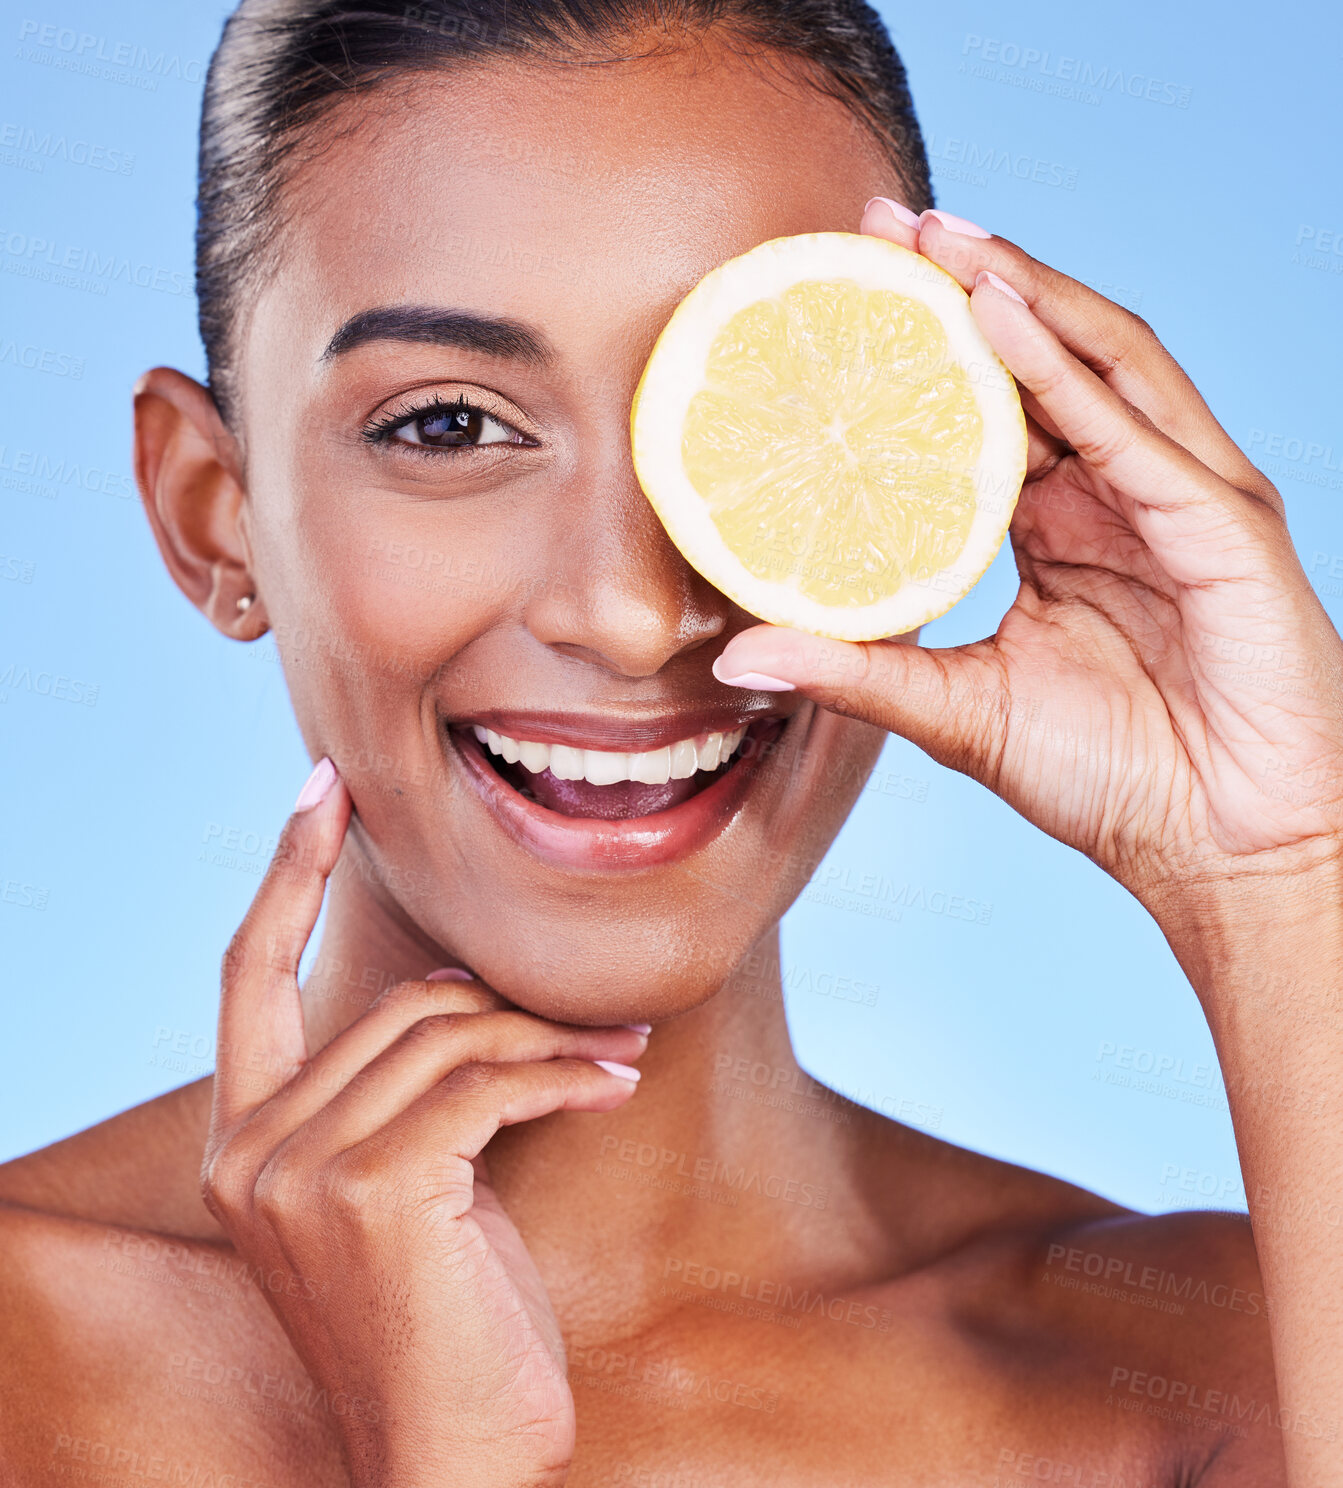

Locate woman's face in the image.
[229,36,910,1023]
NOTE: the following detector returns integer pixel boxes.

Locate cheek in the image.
[253,459,521,752]
[788,715,888,849]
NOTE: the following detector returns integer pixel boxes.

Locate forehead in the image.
[244,37,899,385]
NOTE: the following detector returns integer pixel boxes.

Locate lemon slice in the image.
[630,232,1027,641]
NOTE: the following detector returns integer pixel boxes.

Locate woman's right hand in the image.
[200,759,647,1488]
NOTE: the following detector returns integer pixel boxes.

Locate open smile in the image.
[446,710,790,870]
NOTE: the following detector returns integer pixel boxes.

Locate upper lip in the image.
[445,705,791,753]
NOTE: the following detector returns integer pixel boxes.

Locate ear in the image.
[133,367,268,640]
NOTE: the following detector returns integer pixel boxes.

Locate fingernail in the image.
[864,196,921,230]
[975,270,1027,305]
[426,967,474,981]
[920,208,991,240]
[294,756,337,812]
[712,657,795,691]
[623,1023,653,1035]
[717,672,796,692]
[595,1060,641,1082]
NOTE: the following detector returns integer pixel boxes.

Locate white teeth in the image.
[548,744,586,781]
[518,739,550,773]
[584,749,630,786]
[630,746,672,785]
[470,723,752,786]
[669,739,699,780]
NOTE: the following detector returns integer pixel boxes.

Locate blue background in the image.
[3,0,1340,1218]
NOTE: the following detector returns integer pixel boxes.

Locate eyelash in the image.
[361,392,530,455]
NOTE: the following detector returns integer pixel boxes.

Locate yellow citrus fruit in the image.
[630,232,1027,641]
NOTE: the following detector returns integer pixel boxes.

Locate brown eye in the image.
[392,401,523,449]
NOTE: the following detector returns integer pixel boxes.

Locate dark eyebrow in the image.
[321,305,554,365]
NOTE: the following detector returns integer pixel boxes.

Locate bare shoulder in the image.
[852,1118,1286,1484]
[1002,1204,1287,1483]
[0,1111,347,1486]
[0,1077,217,1236]
[0,1082,344,1485]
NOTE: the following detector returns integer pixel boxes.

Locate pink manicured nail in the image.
[294,756,337,812]
[920,209,991,239]
[718,672,796,692]
[624,1023,653,1035]
[595,1060,641,1082]
[711,657,796,691]
[864,196,921,230]
[426,967,474,981]
[975,270,1027,305]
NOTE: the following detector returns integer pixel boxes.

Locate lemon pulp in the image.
[682,279,982,608]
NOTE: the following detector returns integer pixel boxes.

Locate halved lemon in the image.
[630,232,1027,641]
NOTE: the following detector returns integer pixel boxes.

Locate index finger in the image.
[914,210,1273,499]
[213,756,351,1132]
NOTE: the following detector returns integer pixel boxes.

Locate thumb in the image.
[712,624,1013,783]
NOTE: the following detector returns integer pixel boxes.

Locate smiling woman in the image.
[139,3,924,1022]
[4,1,1343,1485]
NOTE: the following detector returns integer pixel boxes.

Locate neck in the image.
[299,865,931,1341]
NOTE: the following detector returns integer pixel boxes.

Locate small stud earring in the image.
[236,594,254,613]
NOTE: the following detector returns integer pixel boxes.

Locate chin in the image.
[332,690,886,1023]
[474,919,762,1027]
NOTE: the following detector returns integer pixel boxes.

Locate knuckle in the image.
[376,977,438,1014]
[269,825,306,874]
[1247,479,1287,518]
[1032,358,1074,401]
[251,1156,308,1225]
[1074,406,1138,468]
[1091,308,1159,376]
[1017,248,1067,306]
[452,985,507,1014]
[200,1144,250,1218]
[560,1058,624,1103]
[420,984,501,1016]
[1119,397,1159,435]
[442,1060,500,1097]
[814,645,872,711]
[401,1011,470,1050]
[822,637,870,686]
[561,1056,603,1087]
[377,980,499,1018]
[325,1147,405,1221]
[220,932,251,986]
[847,643,875,686]
[225,915,290,985]
[321,1151,374,1212]
[1123,310,1159,346]
[539,1056,597,1093]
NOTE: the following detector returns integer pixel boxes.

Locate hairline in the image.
[206,28,924,427]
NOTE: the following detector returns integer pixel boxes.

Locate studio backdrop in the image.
[2,0,1340,1218]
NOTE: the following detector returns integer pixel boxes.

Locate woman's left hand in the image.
[714,203,1343,919]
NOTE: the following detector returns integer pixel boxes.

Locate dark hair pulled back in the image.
[196,0,933,420]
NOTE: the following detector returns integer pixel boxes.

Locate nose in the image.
[524,458,730,679]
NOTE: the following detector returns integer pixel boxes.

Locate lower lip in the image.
[448,719,785,871]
